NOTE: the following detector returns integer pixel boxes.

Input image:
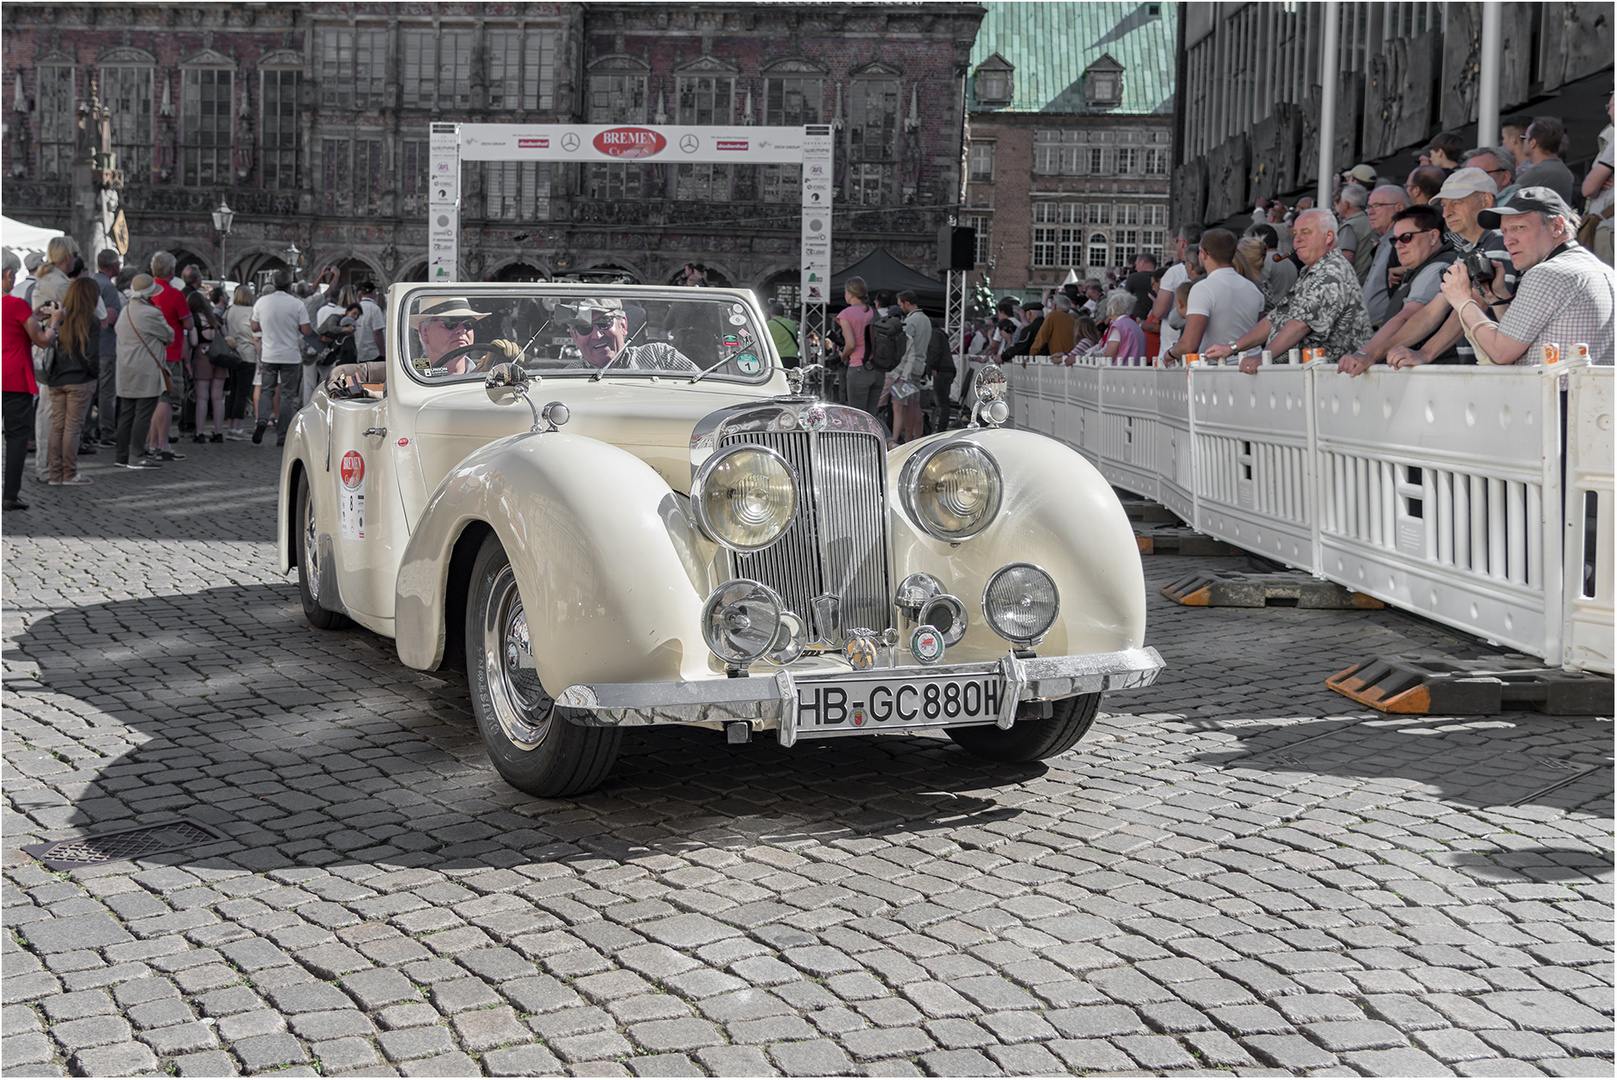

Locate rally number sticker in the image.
[339,450,366,540]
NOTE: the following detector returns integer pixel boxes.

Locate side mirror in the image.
[484,362,531,406]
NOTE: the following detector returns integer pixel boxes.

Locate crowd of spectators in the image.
[2,241,381,508]
[972,103,1613,376]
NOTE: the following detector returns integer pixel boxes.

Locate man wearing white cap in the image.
[1439,187,1616,366]
[563,297,696,373]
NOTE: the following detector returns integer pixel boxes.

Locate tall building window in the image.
[1088,146,1108,175]
[489,31,557,111]
[101,66,153,180]
[969,142,995,183]
[676,75,734,201]
[964,214,991,265]
[399,139,428,215]
[1115,229,1139,265]
[403,29,472,110]
[36,65,74,181]
[1115,147,1139,175]
[1033,130,1082,176]
[585,69,647,201]
[321,28,388,110]
[1088,203,1111,225]
[1117,204,1141,226]
[261,70,300,190]
[322,138,383,215]
[762,74,821,201]
[1145,147,1168,175]
[1087,234,1108,269]
[847,79,897,205]
[181,67,233,186]
[484,161,551,220]
[1032,204,1081,268]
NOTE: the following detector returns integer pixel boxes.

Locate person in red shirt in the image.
[145,251,193,462]
[3,247,63,510]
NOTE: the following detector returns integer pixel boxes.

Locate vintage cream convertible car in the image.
[278,284,1162,796]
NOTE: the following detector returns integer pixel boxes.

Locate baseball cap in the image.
[1435,166,1499,201]
[1347,164,1377,184]
[23,251,43,272]
[1477,186,1580,229]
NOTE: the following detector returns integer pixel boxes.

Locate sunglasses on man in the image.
[1391,229,1436,245]
[570,315,621,335]
[430,318,480,332]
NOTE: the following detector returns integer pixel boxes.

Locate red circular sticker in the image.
[340,450,365,489]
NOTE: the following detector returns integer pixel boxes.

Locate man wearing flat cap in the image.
[564,297,697,373]
[1438,187,1616,365]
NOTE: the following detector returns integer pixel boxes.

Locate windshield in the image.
[397,287,772,385]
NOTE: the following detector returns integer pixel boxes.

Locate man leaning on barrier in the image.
[1337,204,1459,376]
[1201,209,1373,374]
[1438,187,1616,366]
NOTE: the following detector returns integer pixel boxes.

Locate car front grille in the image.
[722,428,892,635]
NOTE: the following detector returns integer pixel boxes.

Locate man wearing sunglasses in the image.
[565,298,697,373]
[1337,205,1458,376]
[327,296,520,392]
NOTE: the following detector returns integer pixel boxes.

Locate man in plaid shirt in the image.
[1441,188,1616,365]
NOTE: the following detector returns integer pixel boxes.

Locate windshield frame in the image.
[388,283,777,388]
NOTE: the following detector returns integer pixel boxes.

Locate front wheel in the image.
[945,693,1101,762]
[296,471,350,631]
[466,534,621,797]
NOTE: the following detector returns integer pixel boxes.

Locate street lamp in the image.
[284,242,301,280]
[211,199,234,284]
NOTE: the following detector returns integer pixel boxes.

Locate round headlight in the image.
[701,580,784,665]
[693,445,797,552]
[982,563,1059,646]
[900,441,1004,542]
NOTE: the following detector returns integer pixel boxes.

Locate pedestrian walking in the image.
[251,270,314,447]
[44,277,101,485]
[222,286,258,440]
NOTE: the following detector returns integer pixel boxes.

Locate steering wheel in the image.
[435,342,505,375]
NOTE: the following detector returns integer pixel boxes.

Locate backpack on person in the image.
[924,322,955,380]
[866,312,905,372]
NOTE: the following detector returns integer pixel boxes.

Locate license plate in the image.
[795,672,1006,737]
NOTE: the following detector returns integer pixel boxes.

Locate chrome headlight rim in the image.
[700,578,786,666]
[981,561,1060,647]
[691,443,799,553]
[899,438,1005,543]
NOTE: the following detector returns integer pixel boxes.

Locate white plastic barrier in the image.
[1191,364,1318,569]
[1562,364,1614,672]
[1313,364,1561,659]
[1096,366,1162,500]
[1153,366,1196,526]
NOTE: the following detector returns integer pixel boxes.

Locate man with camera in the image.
[1438,187,1616,366]
[1380,168,1519,369]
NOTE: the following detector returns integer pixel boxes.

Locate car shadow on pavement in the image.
[7,584,1056,879]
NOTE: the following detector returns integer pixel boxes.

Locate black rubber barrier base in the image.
[1328,653,1614,716]
[1162,570,1385,609]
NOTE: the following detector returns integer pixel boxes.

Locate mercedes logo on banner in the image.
[680,134,701,153]
[561,132,580,152]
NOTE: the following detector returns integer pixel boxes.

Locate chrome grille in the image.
[725,428,891,633]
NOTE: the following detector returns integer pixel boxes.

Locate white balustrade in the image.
[995,355,1611,673]
[1562,364,1614,672]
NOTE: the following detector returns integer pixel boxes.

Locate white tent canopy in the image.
[0,215,63,255]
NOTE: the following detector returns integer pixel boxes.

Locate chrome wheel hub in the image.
[482,565,552,749]
[302,488,320,600]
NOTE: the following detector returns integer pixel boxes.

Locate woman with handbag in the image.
[113,275,175,471]
[222,285,258,440]
[3,247,60,510]
[45,277,101,485]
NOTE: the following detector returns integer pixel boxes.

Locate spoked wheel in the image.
[296,471,350,630]
[945,693,1101,762]
[466,534,621,797]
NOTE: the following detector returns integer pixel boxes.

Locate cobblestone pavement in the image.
[2,441,1612,1078]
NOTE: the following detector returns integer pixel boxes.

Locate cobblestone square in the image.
[3,444,1611,1076]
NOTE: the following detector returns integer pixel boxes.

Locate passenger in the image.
[564,298,698,373]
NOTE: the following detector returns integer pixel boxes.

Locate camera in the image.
[1463,249,1495,287]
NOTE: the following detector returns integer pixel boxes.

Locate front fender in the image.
[394,432,715,688]
[887,427,1147,658]
[276,400,330,577]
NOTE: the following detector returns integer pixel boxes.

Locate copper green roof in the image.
[968,1,1177,116]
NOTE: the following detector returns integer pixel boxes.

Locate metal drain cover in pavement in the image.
[22,819,226,871]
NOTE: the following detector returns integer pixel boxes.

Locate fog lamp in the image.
[702,580,785,667]
[982,563,1059,647]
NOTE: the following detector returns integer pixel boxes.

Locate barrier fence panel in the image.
[1069,360,1104,466]
[1153,366,1195,525]
[1096,366,1162,500]
[1562,364,1614,672]
[1312,364,1559,660]
[1189,363,1317,570]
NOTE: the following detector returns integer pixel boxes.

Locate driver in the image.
[328,296,520,392]
[567,298,699,373]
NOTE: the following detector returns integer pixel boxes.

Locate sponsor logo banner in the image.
[593,127,667,158]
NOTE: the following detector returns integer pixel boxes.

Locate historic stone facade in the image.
[0,2,982,296]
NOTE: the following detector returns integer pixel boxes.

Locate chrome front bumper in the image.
[556,646,1164,747]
